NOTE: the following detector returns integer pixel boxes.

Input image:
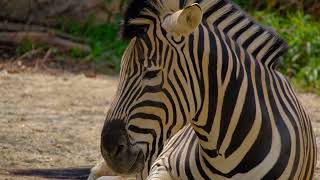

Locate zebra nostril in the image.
[101,120,128,156]
[114,144,125,157]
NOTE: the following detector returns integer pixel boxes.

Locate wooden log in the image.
[0,31,90,53]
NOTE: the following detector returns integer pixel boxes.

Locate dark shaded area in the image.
[1,167,91,180]
[0,0,112,26]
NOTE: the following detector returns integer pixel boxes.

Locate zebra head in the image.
[100,0,203,177]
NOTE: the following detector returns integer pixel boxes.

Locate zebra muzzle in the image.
[100,120,145,175]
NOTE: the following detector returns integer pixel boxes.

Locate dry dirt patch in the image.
[0,71,118,179]
[0,71,319,179]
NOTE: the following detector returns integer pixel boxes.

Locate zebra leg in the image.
[147,158,173,180]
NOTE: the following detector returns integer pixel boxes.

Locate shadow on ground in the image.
[1,167,90,180]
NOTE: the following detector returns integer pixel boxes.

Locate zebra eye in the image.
[143,69,161,80]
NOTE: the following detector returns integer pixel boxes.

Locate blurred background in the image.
[0,0,319,179]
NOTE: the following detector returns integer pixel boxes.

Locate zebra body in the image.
[98,0,317,179]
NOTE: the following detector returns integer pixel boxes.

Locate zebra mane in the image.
[121,0,155,40]
[121,0,288,68]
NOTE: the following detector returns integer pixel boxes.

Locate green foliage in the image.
[232,0,250,8]
[252,11,320,93]
[61,21,127,71]
[16,39,34,54]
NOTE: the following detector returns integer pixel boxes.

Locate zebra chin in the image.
[100,120,145,175]
[101,147,145,175]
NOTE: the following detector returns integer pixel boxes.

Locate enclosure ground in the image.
[0,71,319,179]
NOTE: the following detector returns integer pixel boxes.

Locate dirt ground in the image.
[0,70,319,179]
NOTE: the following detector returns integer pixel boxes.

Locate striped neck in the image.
[199,0,287,68]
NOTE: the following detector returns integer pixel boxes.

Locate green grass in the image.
[231,0,320,94]
[252,11,320,94]
[16,39,34,54]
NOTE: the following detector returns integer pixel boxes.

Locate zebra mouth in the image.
[127,150,145,173]
[100,120,145,175]
[101,145,145,175]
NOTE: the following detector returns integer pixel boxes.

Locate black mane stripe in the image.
[121,0,288,68]
[121,0,160,40]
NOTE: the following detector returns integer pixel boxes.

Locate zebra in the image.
[92,0,317,179]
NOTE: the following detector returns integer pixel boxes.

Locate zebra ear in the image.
[162,3,202,36]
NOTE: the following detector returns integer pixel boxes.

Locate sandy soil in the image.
[0,71,118,179]
[0,71,319,179]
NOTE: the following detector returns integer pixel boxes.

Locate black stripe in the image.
[156,38,163,66]
[160,43,169,66]
[181,43,198,110]
[176,125,194,178]
[188,34,200,109]
[203,25,218,133]
[162,89,178,139]
[273,73,301,179]
[168,78,187,126]
[173,70,190,112]
[221,32,232,83]
[262,70,291,179]
[113,75,141,117]
[129,100,169,126]
[127,125,157,173]
[217,43,245,152]
[251,36,272,58]
[117,84,142,117]
[242,27,264,49]
[176,49,188,83]
[185,132,197,179]
[166,127,192,177]
[195,145,211,180]
[188,33,201,82]
[232,21,254,40]
[201,147,219,158]
[223,15,246,33]
[260,38,283,64]
[227,63,271,176]
[130,112,164,157]
[203,0,227,19]
[213,7,237,26]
